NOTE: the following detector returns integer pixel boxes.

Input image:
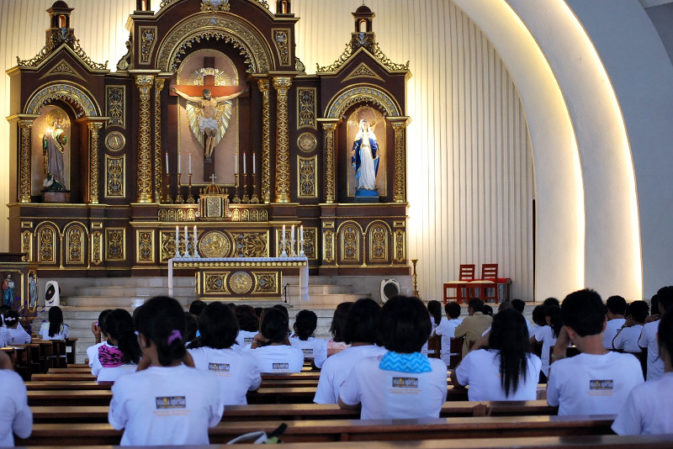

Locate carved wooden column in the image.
[388,117,410,203]
[319,119,339,204]
[257,78,272,204]
[154,78,166,203]
[18,119,34,203]
[272,76,292,203]
[134,74,154,203]
[87,121,104,204]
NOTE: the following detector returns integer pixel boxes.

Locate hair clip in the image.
[167,329,182,345]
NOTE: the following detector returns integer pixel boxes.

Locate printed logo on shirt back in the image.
[392,377,419,388]
[155,396,186,409]
[244,337,254,343]
[272,362,289,370]
[208,362,230,372]
[589,379,614,396]
[302,348,313,357]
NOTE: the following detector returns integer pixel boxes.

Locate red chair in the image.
[443,264,475,304]
[477,263,499,304]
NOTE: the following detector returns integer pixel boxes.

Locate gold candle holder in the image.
[163,173,172,203]
[242,173,250,204]
[250,172,259,204]
[186,173,195,203]
[175,172,184,204]
[232,173,241,203]
[411,258,420,298]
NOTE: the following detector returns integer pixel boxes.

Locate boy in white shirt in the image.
[638,287,673,381]
[86,309,112,373]
[314,298,385,403]
[612,300,649,353]
[290,310,328,369]
[234,305,259,350]
[338,296,447,420]
[0,350,32,446]
[547,289,644,416]
[250,308,304,373]
[603,295,626,349]
[433,301,462,367]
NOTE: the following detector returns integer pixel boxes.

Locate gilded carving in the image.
[105,131,126,152]
[253,272,278,294]
[25,83,99,118]
[230,207,269,222]
[156,14,273,73]
[204,272,231,294]
[18,120,33,203]
[198,231,232,258]
[390,120,408,203]
[135,74,154,203]
[257,79,272,203]
[105,228,126,261]
[136,230,155,264]
[65,223,87,265]
[154,78,166,203]
[91,230,103,265]
[297,87,317,130]
[229,271,253,295]
[325,84,401,119]
[17,33,107,71]
[394,229,406,263]
[272,29,291,66]
[339,222,361,264]
[321,121,337,204]
[317,42,409,74]
[231,232,269,257]
[138,26,158,65]
[105,155,125,198]
[21,231,33,262]
[88,122,103,204]
[273,77,292,203]
[297,132,317,153]
[160,231,178,262]
[40,60,85,82]
[322,229,335,264]
[297,156,318,199]
[105,86,126,128]
[367,222,389,263]
[303,227,318,261]
[158,207,197,222]
[201,0,231,11]
[36,224,57,264]
[342,62,384,83]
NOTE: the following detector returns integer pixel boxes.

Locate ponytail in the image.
[104,309,141,364]
[489,309,530,397]
[134,296,186,366]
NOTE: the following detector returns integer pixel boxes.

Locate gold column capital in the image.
[272,76,292,90]
[273,76,293,203]
[18,119,34,203]
[135,73,154,203]
[257,78,272,204]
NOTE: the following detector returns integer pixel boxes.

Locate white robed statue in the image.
[351,119,379,195]
[42,111,68,192]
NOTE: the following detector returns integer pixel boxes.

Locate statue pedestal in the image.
[354,189,379,203]
[43,191,71,203]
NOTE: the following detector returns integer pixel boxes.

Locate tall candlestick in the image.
[234,153,238,175]
[282,225,287,257]
[253,153,256,174]
[291,225,295,256]
[243,152,247,174]
[188,153,192,175]
[177,152,181,173]
[300,225,303,242]
[184,226,188,258]
[299,225,305,256]
[165,152,169,174]
[193,225,199,258]
[175,226,180,257]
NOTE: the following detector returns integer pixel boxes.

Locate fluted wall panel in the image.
[0,0,534,300]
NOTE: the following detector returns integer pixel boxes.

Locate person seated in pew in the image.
[434,301,463,367]
[327,302,353,356]
[87,309,112,372]
[234,305,259,351]
[639,287,673,381]
[183,312,199,347]
[453,309,541,401]
[108,296,223,446]
[290,310,328,369]
[511,299,534,335]
[421,300,443,356]
[188,302,261,405]
[314,298,385,404]
[95,309,141,383]
[338,295,447,420]
[0,350,31,446]
[2,311,30,345]
[612,300,649,353]
[455,298,492,359]
[38,306,69,341]
[250,308,304,373]
[603,295,627,349]
[188,300,207,317]
[547,289,644,416]
[530,304,562,382]
[612,308,673,435]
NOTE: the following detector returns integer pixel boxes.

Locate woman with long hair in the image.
[39,306,69,340]
[454,308,541,400]
[96,309,142,382]
[530,304,562,380]
[250,308,304,373]
[328,301,353,356]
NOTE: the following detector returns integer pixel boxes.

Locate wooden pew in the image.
[32,373,96,381]
[28,390,113,406]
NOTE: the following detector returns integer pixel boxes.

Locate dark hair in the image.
[98,309,113,335]
[498,301,513,313]
[344,298,380,345]
[532,305,546,327]
[48,306,64,337]
[235,305,260,332]
[134,296,186,366]
[543,297,560,308]
[254,307,263,318]
[293,310,317,341]
[561,289,606,337]
[544,304,563,338]
[184,312,199,343]
[188,300,207,316]
[330,302,353,342]
[657,309,673,364]
[378,296,431,353]
[3,310,19,327]
[511,299,526,314]
[606,296,627,316]
[273,304,289,321]
[260,308,289,344]
[104,309,141,364]
[483,305,494,316]
[468,298,484,313]
[489,309,530,397]
[198,302,238,349]
[445,301,461,319]
[627,300,649,324]
[657,286,673,313]
[427,300,442,326]
[651,294,659,316]
[0,305,10,315]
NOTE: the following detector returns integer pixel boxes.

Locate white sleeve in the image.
[207,377,225,428]
[108,380,128,430]
[337,364,362,406]
[63,324,69,340]
[637,326,648,349]
[313,339,328,369]
[86,344,98,370]
[39,323,48,340]
[454,352,472,387]
[313,362,336,404]
[612,329,625,350]
[22,327,31,344]
[246,354,262,391]
[611,389,642,435]
[12,380,32,439]
[546,363,560,407]
[91,351,103,376]
[0,328,6,347]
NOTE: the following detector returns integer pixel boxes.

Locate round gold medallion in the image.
[105,131,126,152]
[229,271,253,295]
[297,132,317,153]
[198,231,231,258]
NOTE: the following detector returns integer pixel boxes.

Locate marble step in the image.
[72,286,195,297]
[286,284,354,295]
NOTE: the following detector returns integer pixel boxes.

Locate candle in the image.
[175,226,179,257]
[178,152,181,173]
[234,153,238,175]
[165,152,169,174]
[188,153,192,175]
[300,225,304,242]
[282,224,286,255]
[253,153,256,174]
[184,226,188,257]
[193,225,197,256]
[243,152,247,174]
[291,225,295,243]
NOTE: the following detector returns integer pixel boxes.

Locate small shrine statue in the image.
[2,275,15,307]
[42,111,68,191]
[351,119,379,195]
[29,273,38,310]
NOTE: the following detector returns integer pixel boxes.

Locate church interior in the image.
[1,0,673,446]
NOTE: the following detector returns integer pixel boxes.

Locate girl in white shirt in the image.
[327,302,353,356]
[189,302,261,405]
[108,296,223,446]
[39,306,69,341]
[530,304,562,381]
[87,309,112,373]
[290,310,328,369]
[0,350,32,446]
[95,309,141,383]
[454,308,541,401]
[250,308,304,373]
[3,311,30,345]
[234,305,259,350]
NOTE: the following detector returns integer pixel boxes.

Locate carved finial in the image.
[210,174,217,183]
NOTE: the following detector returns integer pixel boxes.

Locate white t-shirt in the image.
[547,351,644,416]
[5,326,31,345]
[39,322,69,340]
[97,364,137,383]
[612,372,673,435]
[108,364,223,446]
[87,342,104,371]
[612,324,644,353]
[289,336,328,369]
[235,330,258,351]
[314,344,386,404]
[638,320,664,381]
[534,325,557,377]
[455,349,541,401]
[339,354,447,420]
[0,369,32,446]
[188,346,261,405]
[434,317,463,365]
[90,341,115,377]
[603,318,626,349]
[250,345,304,373]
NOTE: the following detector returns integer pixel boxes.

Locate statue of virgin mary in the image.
[351,119,379,195]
